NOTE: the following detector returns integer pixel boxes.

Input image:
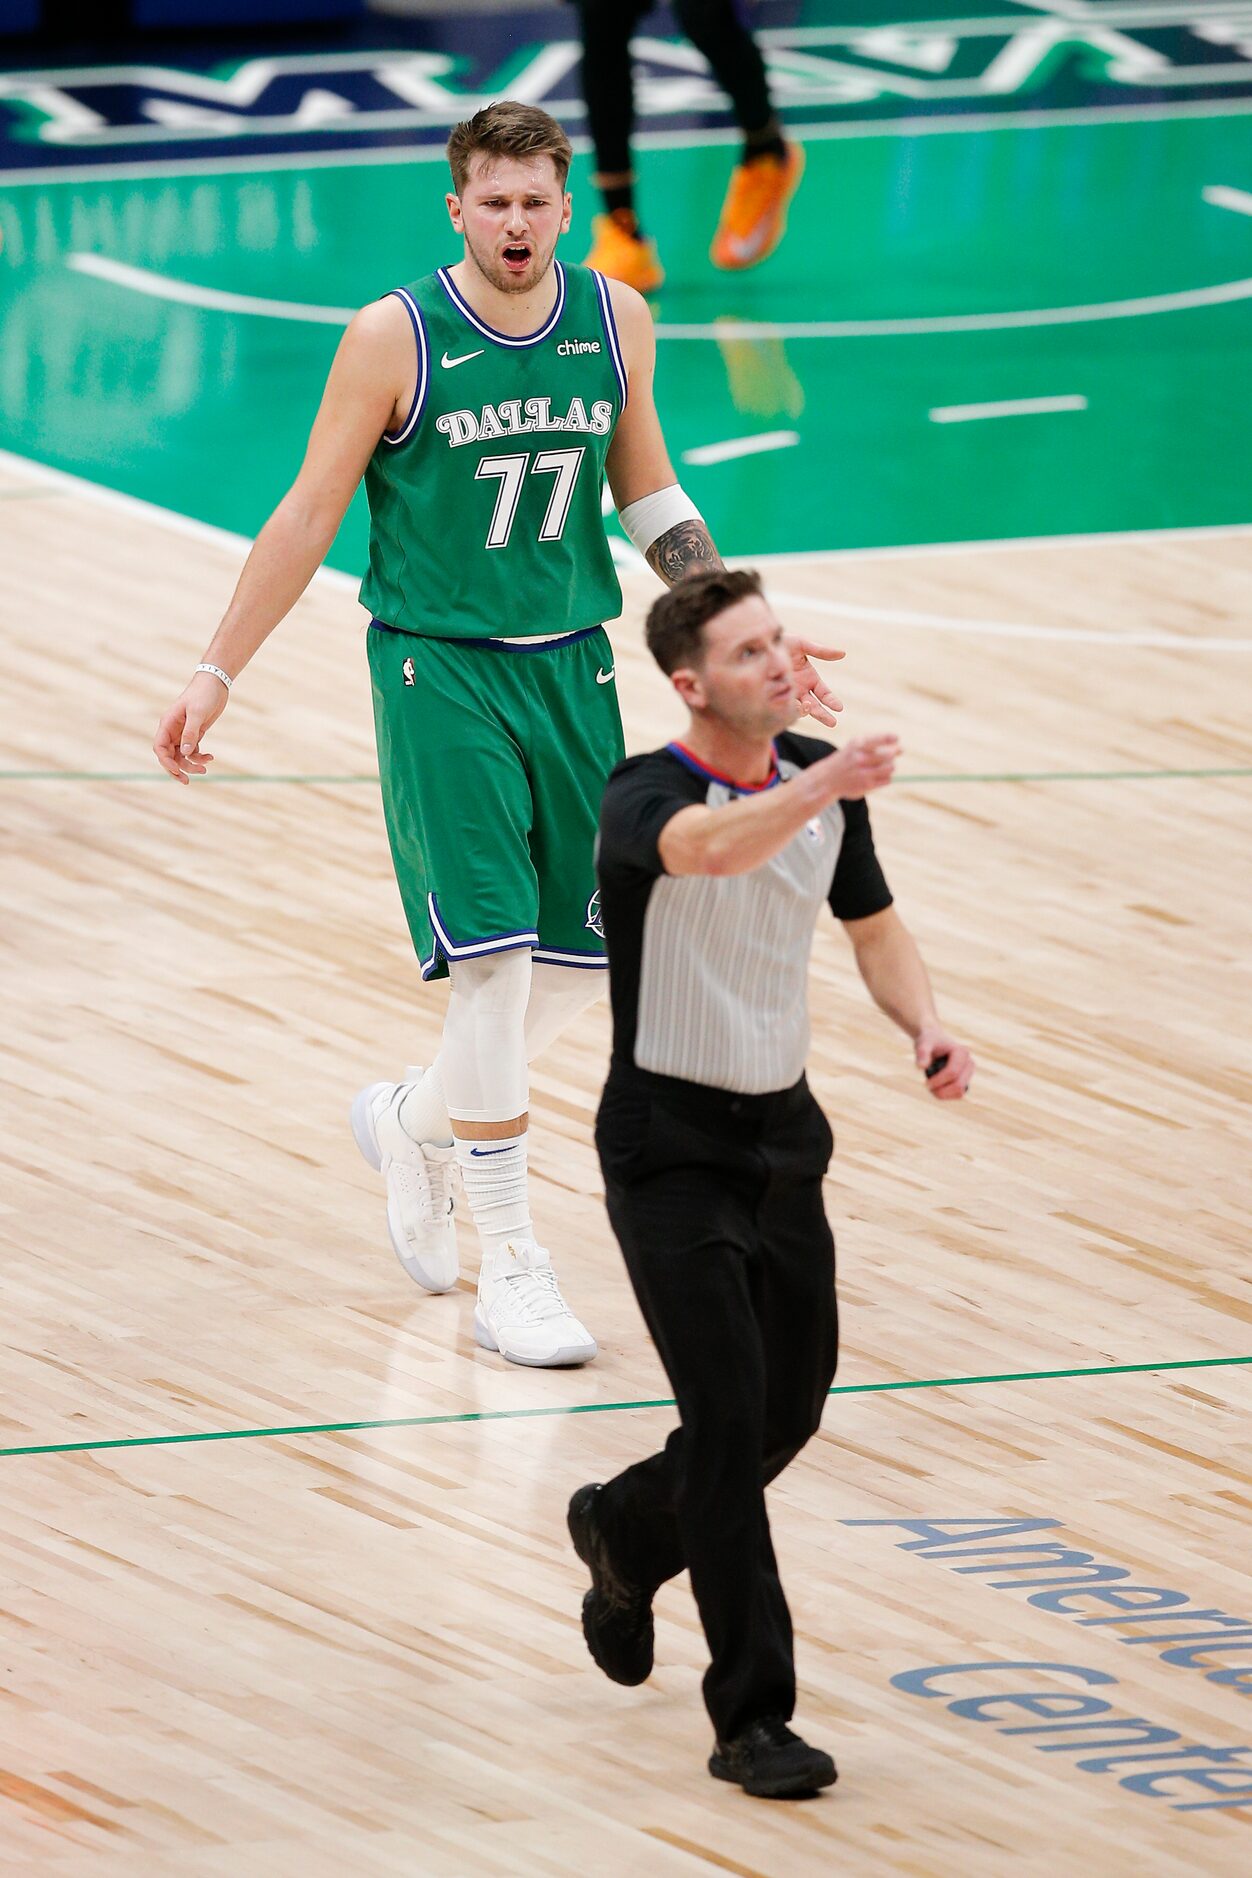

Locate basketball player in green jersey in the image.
[154,102,842,1368]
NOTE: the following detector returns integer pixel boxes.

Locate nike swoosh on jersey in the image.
[596,668,616,684]
[441,348,485,369]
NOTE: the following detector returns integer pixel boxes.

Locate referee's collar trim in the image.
[667,741,780,793]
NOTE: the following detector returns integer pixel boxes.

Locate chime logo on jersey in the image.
[436,396,615,449]
[584,890,604,939]
[402,657,415,686]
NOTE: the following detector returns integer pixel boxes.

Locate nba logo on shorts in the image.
[402,657,416,686]
[584,890,604,938]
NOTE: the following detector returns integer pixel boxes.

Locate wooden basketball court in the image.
[1,455,1249,1872]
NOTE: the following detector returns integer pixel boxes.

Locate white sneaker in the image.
[474,1240,598,1368]
[350,1071,459,1293]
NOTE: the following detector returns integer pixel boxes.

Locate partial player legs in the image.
[395,962,607,1148]
[443,951,598,1366]
[672,0,803,271]
[362,628,617,1359]
[574,0,802,282]
[674,0,778,153]
[353,957,604,1365]
[572,0,665,290]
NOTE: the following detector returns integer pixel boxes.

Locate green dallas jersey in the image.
[359,261,627,641]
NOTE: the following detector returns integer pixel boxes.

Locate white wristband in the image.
[195,662,233,691]
[618,484,704,556]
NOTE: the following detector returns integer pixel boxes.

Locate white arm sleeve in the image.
[618,484,705,555]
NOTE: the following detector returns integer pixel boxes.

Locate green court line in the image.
[0,771,381,783]
[2,768,1250,786]
[899,768,1252,784]
[3,1354,1248,1461]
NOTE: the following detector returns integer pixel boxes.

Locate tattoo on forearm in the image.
[646,521,722,586]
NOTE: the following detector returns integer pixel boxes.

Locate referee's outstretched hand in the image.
[785,635,846,726]
[813,734,899,800]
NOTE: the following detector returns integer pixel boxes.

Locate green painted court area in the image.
[2,102,1250,565]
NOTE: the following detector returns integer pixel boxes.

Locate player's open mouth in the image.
[502,244,532,271]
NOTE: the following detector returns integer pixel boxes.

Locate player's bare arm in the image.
[153,297,410,783]
[659,737,899,878]
[842,905,975,1099]
[603,280,721,584]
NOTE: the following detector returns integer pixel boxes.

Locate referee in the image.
[568,568,974,1799]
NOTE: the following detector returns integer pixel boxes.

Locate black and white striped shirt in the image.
[596,734,894,1095]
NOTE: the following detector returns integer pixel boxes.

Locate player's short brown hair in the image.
[645,568,765,675]
[446,101,573,195]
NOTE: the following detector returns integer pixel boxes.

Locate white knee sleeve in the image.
[441,949,533,1123]
[524,963,607,1063]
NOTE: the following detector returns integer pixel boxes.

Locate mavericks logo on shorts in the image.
[585,890,604,939]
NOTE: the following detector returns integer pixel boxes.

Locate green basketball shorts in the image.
[368,622,625,981]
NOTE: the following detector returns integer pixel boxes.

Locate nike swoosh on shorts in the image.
[596,668,616,684]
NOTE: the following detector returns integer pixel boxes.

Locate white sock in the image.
[397,1062,453,1147]
[455,1132,534,1271]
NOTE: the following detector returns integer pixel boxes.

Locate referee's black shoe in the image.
[567,1482,654,1685]
[709,1718,838,1799]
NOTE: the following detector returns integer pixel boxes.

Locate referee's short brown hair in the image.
[645,568,765,675]
[446,102,573,195]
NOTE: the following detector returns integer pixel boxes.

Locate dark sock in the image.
[602,181,640,235]
[744,120,788,165]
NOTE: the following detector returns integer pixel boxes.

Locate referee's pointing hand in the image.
[813,734,900,801]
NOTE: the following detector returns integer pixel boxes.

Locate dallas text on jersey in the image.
[435,397,616,449]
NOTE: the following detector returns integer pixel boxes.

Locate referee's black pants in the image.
[593,1064,838,1744]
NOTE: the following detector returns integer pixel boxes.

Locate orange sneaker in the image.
[584,212,665,294]
[711,142,805,271]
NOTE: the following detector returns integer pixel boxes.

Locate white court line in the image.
[682,431,800,466]
[67,252,356,323]
[656,276,1252,337]
[738,521,1252,566]
[64,251,1252,339]
[3,447,1249,648]
[929,394,1087,422]
[4,96,1252,188]
[0,446,361,595]
[1204,184,1252,216]
[765,586,1252,649]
